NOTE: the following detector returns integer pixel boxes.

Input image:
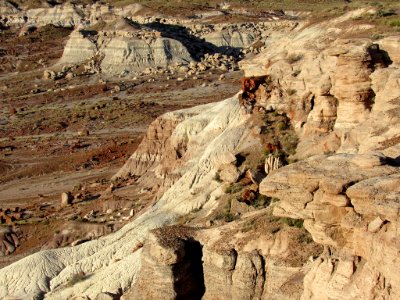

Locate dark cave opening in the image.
[173,239,205,300]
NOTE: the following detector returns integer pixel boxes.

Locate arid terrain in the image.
[0,0,400,299]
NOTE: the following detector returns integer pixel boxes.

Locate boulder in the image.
[219,163,240,183]
[61,192,73,207]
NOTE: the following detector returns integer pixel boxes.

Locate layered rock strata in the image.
[260,153,400,299]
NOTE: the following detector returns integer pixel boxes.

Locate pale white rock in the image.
[101,37,193,75]
[367,216,384,233]
[58,30,97,65]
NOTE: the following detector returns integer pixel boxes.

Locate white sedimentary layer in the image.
[0,96,248,299]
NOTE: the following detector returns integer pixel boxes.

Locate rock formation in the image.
[25,4,84,28]
[0,6,400,300]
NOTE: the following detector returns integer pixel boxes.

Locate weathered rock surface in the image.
[58,30,97,65]
[25,4,84,28]
[0,95,248,299]
[240,9,400,159]
[125,213,321,300]
[1,7,400,300]
[100,36,193,75]
[0,227,19,256]
[260,153,400,299]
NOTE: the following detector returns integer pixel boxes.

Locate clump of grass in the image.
[298,232,314,244]
[286,89,297,96]
[223,198,239,222]
[213,172,223,183]
[287,54,303,64]
[279,217,304,228]
[67,272,86,287]
[224,212,238,222]
[225,183,243,194]
[251,194,271,208]
[277,120,288,130]
[371,33,384,40]
[388,19,400,28]
[241,219,256,232]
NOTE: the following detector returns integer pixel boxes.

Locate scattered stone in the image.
[95,292,119,300]
[245,169,265,185]
[43,70,56,80]
[65,72,74,80]
[219,152,237,165]
[351,153,387,168]
[368,216,384,233]
[241,189,256,203]
[61,192,73,207]
[77,129,89,136]
[219,163,240,183]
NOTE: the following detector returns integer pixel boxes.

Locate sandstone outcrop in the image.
[260,153,400,299]
[58,30,97,65]
[240,10,400,159]
[100,36,193,75]
[25,4,84,28]
[125,214,321,300]
[1,7,400,300]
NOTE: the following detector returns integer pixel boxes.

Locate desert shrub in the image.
[251,194,271,208]
[388,19,400,27]
[277,120,288,131]
[67,272,86,287]
[279,217,304,228]
[241,219,257,232]
[225,184,243,194]
[224,212,238,222]
[287,54,303,64]
[286,89,297,96]
[213,172,222,183]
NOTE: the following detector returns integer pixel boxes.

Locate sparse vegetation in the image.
[279,217,304,228]
[287,54,303,64]
[241,219,257,232]
[224,183,243,194]
[67,272,86,287]
[298,232,314,244]
[286,89,297,96]
[251,194,271,208]
[213,172,223,183]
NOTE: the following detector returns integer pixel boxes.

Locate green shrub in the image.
[225,184,243,194]
[224,212,238,222]
[279,217,304,228]
[286,89,297,96]
[388,19,400,27]
[277,120,288,131]
[252,194,271,208]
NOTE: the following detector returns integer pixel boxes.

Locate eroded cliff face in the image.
[238,9,400,300]
[240,9,400,160]
[260,154,400,299]
[0,8,400,300]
